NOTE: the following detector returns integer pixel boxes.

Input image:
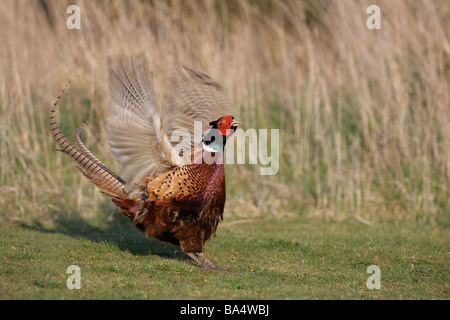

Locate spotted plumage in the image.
[50,61,240,269]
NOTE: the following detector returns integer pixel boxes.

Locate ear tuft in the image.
[209,119,219,126]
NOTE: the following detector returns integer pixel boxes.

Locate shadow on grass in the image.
[17,205,189,264]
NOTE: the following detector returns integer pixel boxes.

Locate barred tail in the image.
[74,122,126,185]
[49,85,128,199]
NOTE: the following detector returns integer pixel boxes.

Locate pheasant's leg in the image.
[186,252,214,270]
[198,253,230,270]
[186,252,229,270]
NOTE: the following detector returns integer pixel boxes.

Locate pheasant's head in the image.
[202,115,241,152]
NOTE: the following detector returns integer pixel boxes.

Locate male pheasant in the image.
[50,62,240,270]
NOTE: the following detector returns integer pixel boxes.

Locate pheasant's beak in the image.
[230,119,241,129]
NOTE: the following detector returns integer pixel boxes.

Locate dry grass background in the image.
[0,0,448,225]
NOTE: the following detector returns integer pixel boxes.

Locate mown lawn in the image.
[0,213,448,300]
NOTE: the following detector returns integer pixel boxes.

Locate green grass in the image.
[1,212,448,299]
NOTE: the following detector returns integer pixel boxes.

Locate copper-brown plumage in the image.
[50,62,240,269]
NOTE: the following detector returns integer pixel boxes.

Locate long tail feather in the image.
[74,122,126,185]
[49,85,128,199]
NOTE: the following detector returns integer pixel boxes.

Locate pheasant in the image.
[50,62,240,270]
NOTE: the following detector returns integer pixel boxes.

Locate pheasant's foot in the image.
[198,253,230,270]
[186,252,229,270]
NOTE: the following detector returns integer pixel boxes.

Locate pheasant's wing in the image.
[106,61,180,191]
[164,66,232,149]
[106,62,231,191]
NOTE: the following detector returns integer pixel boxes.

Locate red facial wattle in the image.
[217,115,234,136]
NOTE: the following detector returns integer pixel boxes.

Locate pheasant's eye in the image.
[221,120,226,124]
